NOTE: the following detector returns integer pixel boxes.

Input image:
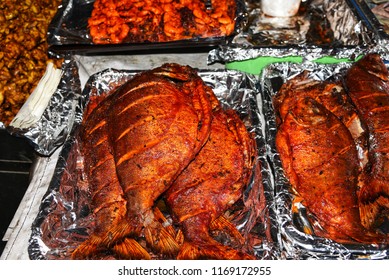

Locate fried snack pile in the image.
[88,0,237,44]
[0,0,62,125]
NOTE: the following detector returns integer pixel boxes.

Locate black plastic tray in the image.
[47,0,245,55]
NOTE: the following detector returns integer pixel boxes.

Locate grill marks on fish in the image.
[117,92,176,116]
[71,64,215,259]
[87,120,107,135]
[116,136,168,166]
[165,105,257,260]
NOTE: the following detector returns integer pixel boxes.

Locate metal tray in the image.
[348,0,389,40]
[260,58,389,259]
[208,0,379,65]
[28,68,278,260]
[237,0,374,48]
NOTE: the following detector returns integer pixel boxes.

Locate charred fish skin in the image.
[275,97,374,243]
[274,71,368,170]
[345,53,389,230]
[72,64,214,259]
[166,104,258,260]
[71,97,136,259]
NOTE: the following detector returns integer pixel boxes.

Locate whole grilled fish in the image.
[166,103,258,259]
[71,63,213,259]
[345,53,389,230]
[276,96,382,243]
[274,72,368,170]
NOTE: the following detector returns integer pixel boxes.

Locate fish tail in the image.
[358,179,389,230]
[112,238,151,260]
[144,207,182,256]
[71,235,104,259]
[210,215,245,244]
[71,220,139,259]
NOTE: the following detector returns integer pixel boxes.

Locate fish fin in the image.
[100,221,137,247]
[143,207,181,256]
[71,235,103,259]
[359,180,389,230]
[112,238,151,260]
[71,222,138,259]
[359,195,389,230]
[153,206,177,239]
[177,241,255,260]
[210,215,245,244]
[175,229,184,245]
[145,225,181,257]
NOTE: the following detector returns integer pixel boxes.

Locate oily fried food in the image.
[275,97,377,243]
[274,72,368,170]
[88,0,237,44]
[0,0,62,125]
[41,64,260,260]
[166,101,258,260]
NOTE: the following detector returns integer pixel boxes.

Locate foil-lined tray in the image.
[209,0,379,64]
[7,56,81,157]
[260,59,389,259]
[28,68,278,260]
[47,0,247,54]
[243,0,370,47]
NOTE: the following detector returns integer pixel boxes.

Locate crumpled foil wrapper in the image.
[208,0,381,64]
[7,55,82,156]
[28,68,279,260]
[259,58,389,259]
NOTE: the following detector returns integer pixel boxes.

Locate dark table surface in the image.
[0,129,35,255]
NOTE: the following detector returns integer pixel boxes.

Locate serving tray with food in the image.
[261,53,389,259]
[0,0,63,127]
[28,65,277,260]
[349,0,389,40]
[210,0,379,66]
[47,0,246,54]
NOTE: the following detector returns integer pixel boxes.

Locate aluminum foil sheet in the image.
[28,68,278,260]
[208,0,378,64]
[259,57,389,259]
[7,56,81,157]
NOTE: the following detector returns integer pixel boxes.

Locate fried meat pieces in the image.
[88,0,237,44]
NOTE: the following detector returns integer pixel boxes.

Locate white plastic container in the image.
[261,0,302,17]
